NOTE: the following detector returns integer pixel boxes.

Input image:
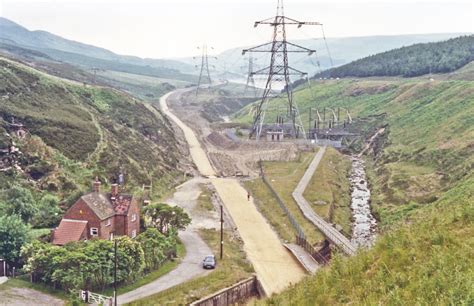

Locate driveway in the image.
[117,178,214,304]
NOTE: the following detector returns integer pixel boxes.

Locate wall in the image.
[126,198,140,238]
[63,199,101,239]
[190,276,262,306]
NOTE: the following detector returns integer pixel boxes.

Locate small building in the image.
[52,179,140,245]
[266,129,284,142]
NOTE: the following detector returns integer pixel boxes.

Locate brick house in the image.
[52,180,140,245]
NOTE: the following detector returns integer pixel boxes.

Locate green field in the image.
[245,152,325,244]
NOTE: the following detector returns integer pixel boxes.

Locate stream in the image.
[349,156,377,248]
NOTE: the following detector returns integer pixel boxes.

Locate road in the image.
[117,230,212,304]
[118,178,214,305]
[292,147,357,256]
[161,90,306,295]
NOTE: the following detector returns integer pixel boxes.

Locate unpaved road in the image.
[160,90,306,295]
[161,90,215,177]
[0,287,64,306]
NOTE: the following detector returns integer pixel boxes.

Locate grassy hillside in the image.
[235,69,473,304]
[236,78,474,224]
[259,176,473,305]
[0,56,185,214]
[316,35,474,78]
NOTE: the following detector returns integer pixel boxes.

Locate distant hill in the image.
[316,35,474,78]
[0,17,195,82]
[178,33,471,79]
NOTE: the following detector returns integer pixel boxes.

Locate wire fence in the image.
[257,160,306,240]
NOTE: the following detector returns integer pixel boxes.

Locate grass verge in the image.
[303,147,352,236]
[246,151,325,244]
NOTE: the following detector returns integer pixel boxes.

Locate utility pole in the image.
[244,54,258,98]
[114,239,117,306]
[91,67,99,84]
[220,205,224,260]
[243,0,322,141]
[194,44,216,97]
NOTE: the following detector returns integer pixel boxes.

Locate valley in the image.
[0,7,472,306]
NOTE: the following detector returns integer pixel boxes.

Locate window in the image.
[90,227,98,236]
[131,230,137,238]
[131,214,137,222]
[105,219,111,227]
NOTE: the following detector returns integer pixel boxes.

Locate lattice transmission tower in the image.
[242,0,321,140]
[194,44,216,97]
[244,54,258,97]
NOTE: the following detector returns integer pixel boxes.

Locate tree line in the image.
[314,35,474,78]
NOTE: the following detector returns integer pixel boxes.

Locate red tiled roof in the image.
[52,219,88,245]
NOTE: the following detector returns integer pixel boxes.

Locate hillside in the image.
[260,177,473,304]
[0,17,193,72]
[0,56,186,225]
[236,79,474,218]
[234,66,474,303]
[179,33,470,78]
[316,35,474,78]
[0,17,196,83]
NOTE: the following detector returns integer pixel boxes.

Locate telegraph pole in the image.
[220,205,224,260]
[243,0,322,141]
[114,239,117,306]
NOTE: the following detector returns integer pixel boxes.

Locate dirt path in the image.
[0,287,64,306]
[292,147,357,255]
[160,91,306,295]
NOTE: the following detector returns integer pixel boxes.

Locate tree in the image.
[0,214,30,263]
[3,185,38,223]
[143,203,191,234]
[32,194,62,228]
[137,228,169,271]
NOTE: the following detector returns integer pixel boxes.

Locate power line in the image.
[242,0,321,141]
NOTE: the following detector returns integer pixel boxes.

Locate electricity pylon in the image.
[244,54,258,98]
[194,44,215,97]
[242,0,321,140]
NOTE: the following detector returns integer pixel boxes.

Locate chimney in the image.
[111,183,119,199]
[93,177,101,193]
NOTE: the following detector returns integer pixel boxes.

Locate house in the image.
[52,179,140,245]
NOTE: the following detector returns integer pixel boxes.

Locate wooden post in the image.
[114,239,117,306]
[220,205,224,260]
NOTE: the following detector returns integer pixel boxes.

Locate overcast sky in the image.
[1,0,472,59]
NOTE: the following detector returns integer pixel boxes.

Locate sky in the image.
[0,0,472,59]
